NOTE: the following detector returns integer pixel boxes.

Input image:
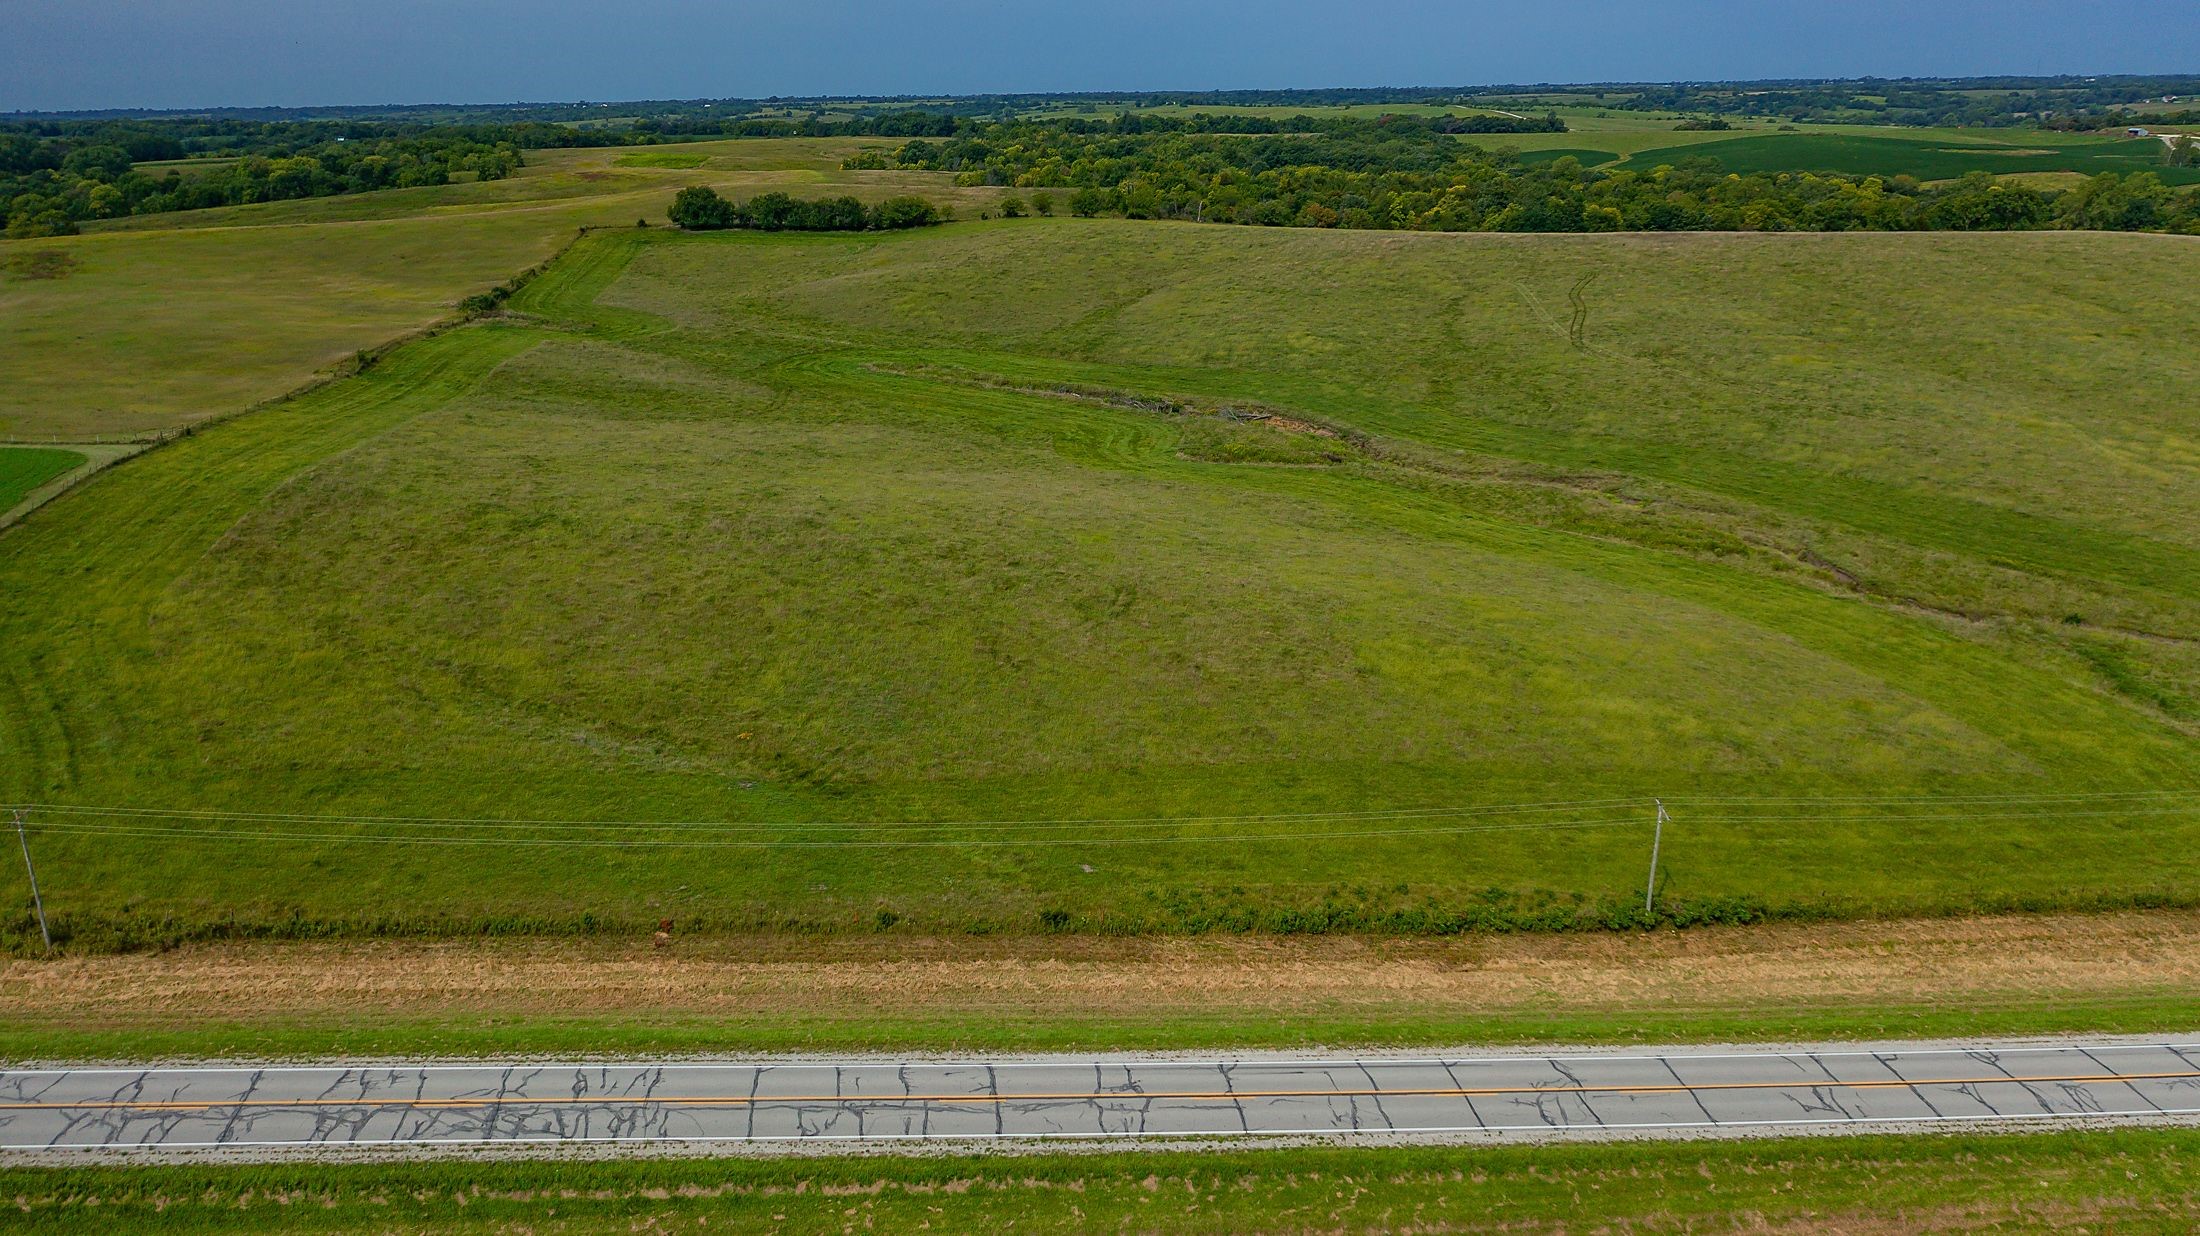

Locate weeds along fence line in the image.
[12,889,2200,958]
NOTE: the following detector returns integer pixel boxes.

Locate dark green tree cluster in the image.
[2,122,521,236]
[845,122,2200,234]
[666,186,944,232]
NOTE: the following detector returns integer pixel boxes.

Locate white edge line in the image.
[13,1106,2200,1153]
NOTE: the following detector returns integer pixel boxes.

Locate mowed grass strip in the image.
[4,1131,2197,1233]
[3,224,2198,949]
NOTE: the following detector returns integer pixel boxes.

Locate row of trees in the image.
[630,107,1564,142]
[2,124,522,237]
[667,186,944,232]
[844,121,2200,234]
[1611,75,2200,128]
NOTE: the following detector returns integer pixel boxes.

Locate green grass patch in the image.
[0,447,83,510]
[5,1130,2195,1232]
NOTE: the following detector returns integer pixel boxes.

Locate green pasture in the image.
[2,220,2197,950]
[0,138,992,440]
[0,212,586,440]
[0,446,83,511]
[6,1130,2195,1233]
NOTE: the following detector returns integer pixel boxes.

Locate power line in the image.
[16,787,2196,835]
[15,816,1647,850]
[18,802,2195,852]
[1598,806,2200,824]
[10,797,1647,834]
[13,800,2195,838]
[1664,789,2200,805]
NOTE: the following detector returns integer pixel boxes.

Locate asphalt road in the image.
[3,1040,2196,1151]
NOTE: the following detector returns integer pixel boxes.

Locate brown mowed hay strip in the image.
[5,910,2196,1019]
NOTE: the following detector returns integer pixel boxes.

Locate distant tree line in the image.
[21,76,2189,130]
[843,120,2200,234]
[667,186,945,232]
[631,108,1564,141]
[1604,75,2200,129]
[1,120,523,236]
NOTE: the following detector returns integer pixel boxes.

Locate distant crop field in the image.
[3,221,2196,951]
[1627,131,2200,183]
[0,446,83,510]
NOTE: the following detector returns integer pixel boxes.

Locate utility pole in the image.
[12,807,50,953]
[1644,798,1668,916]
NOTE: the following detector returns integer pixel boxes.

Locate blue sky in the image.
[5,0,2196,112]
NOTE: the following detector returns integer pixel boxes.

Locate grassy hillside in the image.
[4,218,2200,941]
[2,220,2196,950]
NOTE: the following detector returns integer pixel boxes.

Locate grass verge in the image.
[6,912,2194,1060]
[4,1130,2196,1232]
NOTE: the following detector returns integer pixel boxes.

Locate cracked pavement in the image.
[3,1041,2196,1152]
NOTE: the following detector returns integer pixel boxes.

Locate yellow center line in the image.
[4,1070,2194,1113]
